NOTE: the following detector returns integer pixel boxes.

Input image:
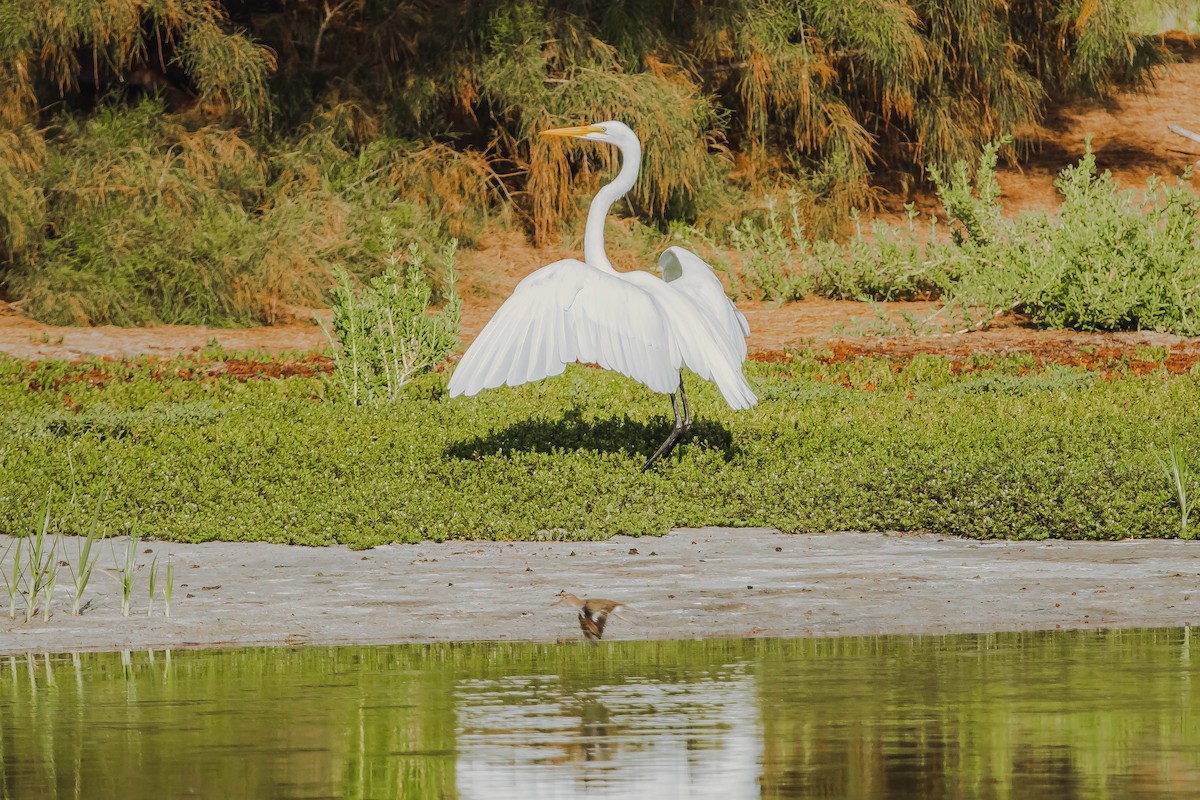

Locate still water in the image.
[1,628,1197,799]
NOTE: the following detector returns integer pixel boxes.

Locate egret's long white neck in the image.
[583,137,641,273]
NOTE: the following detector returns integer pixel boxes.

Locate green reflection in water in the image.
[0,629,1197,799]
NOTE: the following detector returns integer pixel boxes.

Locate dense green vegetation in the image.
[0,98,482,326]
[2,349,1198,545]
[0,1,1181,325]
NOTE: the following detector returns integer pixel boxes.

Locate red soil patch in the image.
[19,354,335,394]
[750,341,1200,380]
[205,355,334,381]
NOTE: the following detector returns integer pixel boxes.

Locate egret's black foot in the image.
[641,421,691,472]
[641,382,692,472]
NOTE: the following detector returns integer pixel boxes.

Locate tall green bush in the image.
[1,1,1173,237]
[0,0,273,128]
[322,231,461,405]
[1,100,484,325]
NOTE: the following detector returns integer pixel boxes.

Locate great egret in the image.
[447,120,756,471]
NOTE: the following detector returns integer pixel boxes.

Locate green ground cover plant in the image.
[1,350,1197,545]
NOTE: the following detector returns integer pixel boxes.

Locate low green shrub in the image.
[714,194,952,303]
[724,194,812,302]
[918,138,1199,334]
[723,139,1200,336]
[809,207,956,301]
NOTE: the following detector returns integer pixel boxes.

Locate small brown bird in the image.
[555,591,626,643]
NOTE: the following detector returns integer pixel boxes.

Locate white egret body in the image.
[447,121,756,470]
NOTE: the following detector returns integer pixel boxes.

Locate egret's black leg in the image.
[641,391,683,472]
[641,376,692,472]
[679,378,692,428]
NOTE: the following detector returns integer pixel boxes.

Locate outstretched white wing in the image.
[448,258,682,397]
[658,246,750,363]
[614,269,756,410]
[654,246,756,409]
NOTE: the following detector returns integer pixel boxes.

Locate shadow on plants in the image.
[446,408,734,465]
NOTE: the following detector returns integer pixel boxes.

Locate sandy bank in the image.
[1,529,1196,654]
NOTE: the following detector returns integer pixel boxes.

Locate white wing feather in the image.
[449,249,757,410]
[654,246,755,409]
[620,270,756,410]
[448,259,681,397]
[659,246,750,362]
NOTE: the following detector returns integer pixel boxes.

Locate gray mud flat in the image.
[1,529,1197,654]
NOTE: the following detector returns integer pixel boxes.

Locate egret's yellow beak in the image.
[540,124,604,138]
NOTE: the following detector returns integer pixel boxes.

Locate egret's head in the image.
[541,120,636,146]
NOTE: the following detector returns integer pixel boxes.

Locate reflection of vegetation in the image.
[0,640,747,798]
[0,646,461,799]
[1,631,1197,798]
[4,349,1200,543]
[754,629,1200,798]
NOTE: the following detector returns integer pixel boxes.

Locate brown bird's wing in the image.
[581,600,622,641]
[579,609,605,641]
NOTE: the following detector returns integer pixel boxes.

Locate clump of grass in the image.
[110,531,142,618]
[164,557,175,618]
[1156,436,1197,539]
[2,537,24,620]
[322,225,461,405]
[40,550,59,622]
[24,492,61,622]
[0,489,181,620]
[147,554,159,618]
[68,493,104,616]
